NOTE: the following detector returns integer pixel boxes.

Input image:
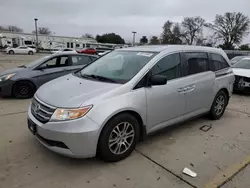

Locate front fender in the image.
[86,88,147,131]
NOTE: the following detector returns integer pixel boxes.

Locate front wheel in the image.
[97,113,140,162]
[209,90,228,120]
[12,81,35,99]
[9,50,14,54]
[28,51,34,55]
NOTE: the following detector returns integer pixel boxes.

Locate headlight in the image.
[0,73,16,82]
[51,105,93,121]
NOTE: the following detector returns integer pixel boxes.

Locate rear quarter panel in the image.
[213,69,235,98]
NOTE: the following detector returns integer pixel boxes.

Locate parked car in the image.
[6,46,36,55]
[232,58,250,92]
[0,52,97,98]
[78,48,97,55]
[230,56,249,66]
[27,45,234,162]
[51,48,77,54]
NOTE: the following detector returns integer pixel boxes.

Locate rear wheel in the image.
[28,51,34,55]
[209,90,228,120]
[97,113,140,162]
[9,50,14,54]
[12,81,35,99]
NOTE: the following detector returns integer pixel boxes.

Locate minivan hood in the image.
[233,68,250,78]
[0,67,26,76]
[36,74,121,108]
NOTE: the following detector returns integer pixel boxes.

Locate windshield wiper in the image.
[81,74,117,83]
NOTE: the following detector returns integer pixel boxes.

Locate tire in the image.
[97,113,140,162]
[9,50,14,54]
[28,51,34,55]
[12,81,35,99]
[209,90,228,120]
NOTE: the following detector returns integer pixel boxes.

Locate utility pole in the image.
[34,18,39,52]
[132,31,137,46]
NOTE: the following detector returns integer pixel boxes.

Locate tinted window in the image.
[185,52,209,75]
[210,53,229,71]
[233,59,250,69]
[19,47,28,49]
[39,56,69,69]
[59,56,70,66]
[71,56,91,66]
[39,57,58,69]
[151,53,181,80]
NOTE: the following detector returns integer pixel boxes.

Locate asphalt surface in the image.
[1,53,250,188]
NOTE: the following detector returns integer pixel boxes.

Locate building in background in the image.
[0,31,122,51]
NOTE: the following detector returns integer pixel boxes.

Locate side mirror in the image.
[150,75,167,86]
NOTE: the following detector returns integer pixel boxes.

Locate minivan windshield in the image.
[80,50,157,84]
[233,59,250,69]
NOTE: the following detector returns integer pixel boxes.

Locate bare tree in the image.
[82,33,94,39]
[140,36,148,44]
[161,21,183,44]
[149,36,160,45]
[207,12,250,49]
[0,25,23,32]
[0,26,6,31]
[32,27,52,35]
[181,16,206,45]
[7,25,23,32]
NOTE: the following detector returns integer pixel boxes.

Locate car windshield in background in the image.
[80,51,157,84]
[231,56,248,65]
[233,59,250,69]
[26,56,50,68]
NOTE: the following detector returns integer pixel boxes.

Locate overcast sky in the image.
[0,0,250,43]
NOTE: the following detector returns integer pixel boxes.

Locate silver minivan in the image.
[27,45,234,162]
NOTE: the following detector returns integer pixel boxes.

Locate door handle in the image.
[178,87,188,93]
[178,85,195,93]
[184,85,196,93]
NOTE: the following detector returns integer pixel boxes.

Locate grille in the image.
[31,98,56,123]
[244,77,250,83]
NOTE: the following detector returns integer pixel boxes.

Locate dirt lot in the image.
[1,53,250,188]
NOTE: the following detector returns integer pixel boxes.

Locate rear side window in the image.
[71,56,92,66]
[59,56,70,66]
[185,52,209,75]
[210,53,230,71]
[151,53,181,81]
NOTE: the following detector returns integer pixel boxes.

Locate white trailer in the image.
[0,31,98,50]
[0,31,127,52]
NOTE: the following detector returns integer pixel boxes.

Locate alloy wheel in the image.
[108,122,135,155]
[214,95,225,116]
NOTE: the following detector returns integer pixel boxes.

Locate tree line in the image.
[145,12,250,50]
[0,25,53,35]
[1,12,250,49]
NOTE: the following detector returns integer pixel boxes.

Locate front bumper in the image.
[234,76,250,92]
[0,80,14,96]
[28,106,101,158]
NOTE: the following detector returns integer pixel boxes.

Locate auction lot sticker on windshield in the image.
[137,52,153,57]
